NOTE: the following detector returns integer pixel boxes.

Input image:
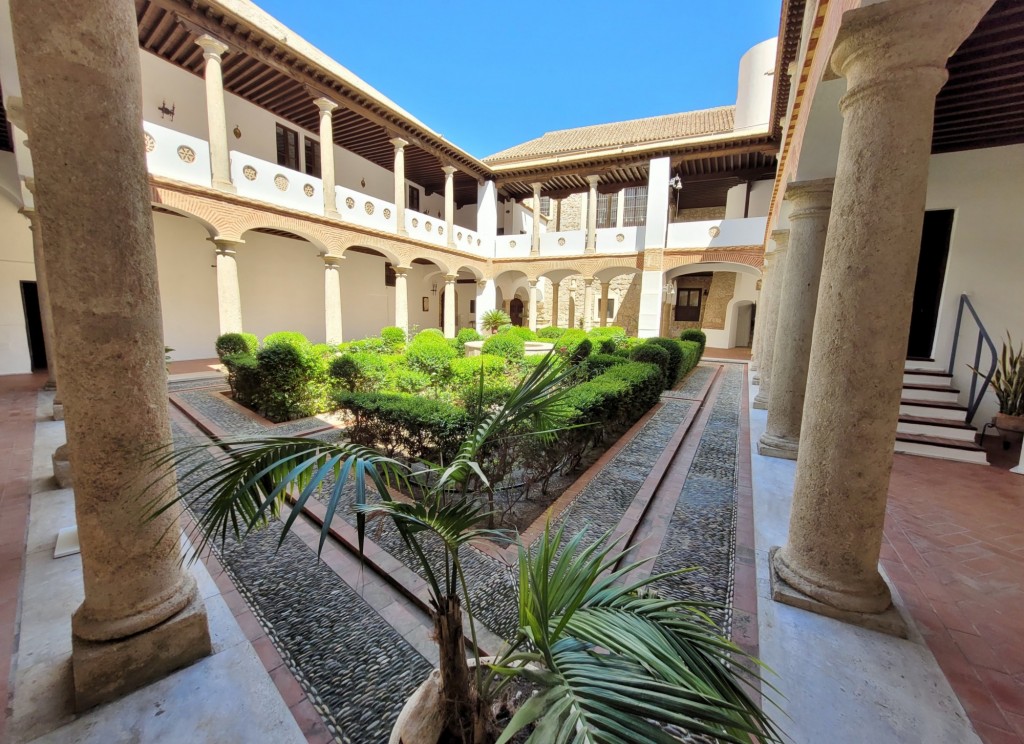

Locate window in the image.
[596,192,618,229]
[275,124,299,170]
[469,300,476,315]
[623,186,648,227]
[599,298,616,320]
[384,263,396,287]
[674,288,702,322]
[539,196,551,217]
[304,137,321,178]
[408,185,420,212]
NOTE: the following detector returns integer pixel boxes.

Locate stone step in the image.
[904,357,944,372]
[903,369,953,385]
[901,381,961,403]
[897,414,977,442]
[895,432,988,465]
[899,398,969,422]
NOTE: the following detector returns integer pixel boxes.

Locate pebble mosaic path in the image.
[168,361,747,743]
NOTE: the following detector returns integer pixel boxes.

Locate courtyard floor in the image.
[0,362,1020,742]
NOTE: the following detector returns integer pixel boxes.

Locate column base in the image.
[52,403,65,421]
[325,208,341,220]
[769,546,905,637]
[757,432,799,460]
[52,442,73,488]
[71,588,211,711]
[751,373,761,386]
[752,391,769,409]
[43,379,57,391]
[212,179,237,194]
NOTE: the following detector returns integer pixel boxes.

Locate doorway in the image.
[20,281,47,370]
[907,210,954,359]
[509,297,524,326]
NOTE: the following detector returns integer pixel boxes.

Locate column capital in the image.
[770,229,791,251]
[321,252,343,268]
[528,279,538,288]
[441,165,458,177]
[195,34,229,60]
[784,178,835,220]
[209,237,244,255]
[22,175,35,194]
[444,273,458,283]
[313,96,338,114]
[393,265,410,276]
[389,136,409,151]
[530,182,543,194]
[18,206,37,227]
[831,0,992,108]
[585,175,601,188]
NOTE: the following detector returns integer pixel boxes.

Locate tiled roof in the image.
[484,106,736,163]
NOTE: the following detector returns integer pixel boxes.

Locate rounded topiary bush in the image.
[588,326,626,351]
[537,326,566,340]
[455,327,482,356]
[449,354,507,387]
[215,332,258,360]
[415,328,445,340]
[329,352,389,392]
[407,332,456,381]
[680,328,707,354]
[630,343,671,388]
[256,341,326,421]
[380,326,406,351]
[647,337,684,384]
[481,331,525,360]
[555,329,588,357]
[262,331,311,350]
[586,353,626,378]
[505,326,538,342]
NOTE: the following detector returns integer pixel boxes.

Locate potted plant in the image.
[972,333,1024,433]
[143,354,778,744]
[481,308,512,336]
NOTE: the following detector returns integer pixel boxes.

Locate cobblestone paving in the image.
[651,362,743,632]
[170,422,431,744]
[167,376,226,393]
[673,362,717,398]
[174,385,333,437]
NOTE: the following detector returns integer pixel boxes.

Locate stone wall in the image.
[671,205,727,222]
[666,271,736,337]
[554,194,584,231]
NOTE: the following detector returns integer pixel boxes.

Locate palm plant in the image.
[141,351,778,744]
[481,308,512,335]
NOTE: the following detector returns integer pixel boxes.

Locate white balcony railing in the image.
[666,216,768,249]
[450,225,489,257]
[230,152,324,216]
[336,185,398,233]
[494,235,530,258]
[143,121,211,188]
[596,226,645,253]
[540,231,586,256]
[404,208,447,247]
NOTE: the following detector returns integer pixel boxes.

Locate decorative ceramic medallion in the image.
[243,165,258,181]
[438,225,444,235]
[345,196,355,209]
[476,239,481,247]
[383,208,392,219]
[708,226,721,238]
[176,145,196,163]
[365,201,375,215]
[558,237,566,246]
[425,221,433,232]
[457,232,463,240]
[303,184,314,197]
[274,175,289,191]
[412,218,419,228]
[616,233,625,242]
[144,133,156,153]
[509,240,517,248]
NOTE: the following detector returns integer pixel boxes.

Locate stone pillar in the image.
[11,0,211,710]
[615,189,626,229]
[582,277,596,332]
[530,182,542,256]
[527,280,538,333]
[771,0,994,625]
[323,255,343,344]
[212,238,244,335]
[442,165,457,248]
[443,274,457,338]
[599,281,610,328]
[21,208,58,390]
[394,266,409,335]
[750,259,775,380]
[751,231,789,409]
[758,180,834,459]
[314,97,339,217]
[585,175,599,253]
[391,137,409,234]
[195,35,234,193]
[475,279,496,334]
[550,282,560,328]
[643,158,670,250]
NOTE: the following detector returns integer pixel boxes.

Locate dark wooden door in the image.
[509,298,524,326]
[907,210,954,359]
[20,281,47,370]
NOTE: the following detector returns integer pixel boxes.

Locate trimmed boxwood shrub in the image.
[254,340,328,422]
[215,332,258,360]
[647,337,684,384]
[537,326,566,340]
[586,353,627,378]
[603,362,664,414]
[380,326,406,351]
[588,326,627,351]
[629,343,671,388]
[457,381,515,414]
[481,331,525,360]
[336,391,471,463]
[347,336,388,354]
[222,352,259,402]
[386,367,431,394]
[407,332,457,382]
[506,326,538,342]
[415,328,445,340]
[679,340,702,377]
[680,328,707,354]
[455,327,482,355]
[450,354,507,388]
[329,352,389,392]
[262,331,311,350]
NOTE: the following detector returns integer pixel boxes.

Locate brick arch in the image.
[661,247,764,274]
[494,253,645,282]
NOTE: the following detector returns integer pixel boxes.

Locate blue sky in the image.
[254,1,781,159]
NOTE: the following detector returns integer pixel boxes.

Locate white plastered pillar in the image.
[531,182,542,256]
[391,137,409,235]
[314,97,339,217]
[585,175,599,253]
[527,280,538,332]
[196,35,234,193]
[323,255,343,343]
[443,273,457,338]
[212,238,244,335]
[394,266,409,335]
[442,165,457,248]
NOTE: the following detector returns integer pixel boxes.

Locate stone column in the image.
[391,137,409,234]
[394,266,409,335]
[751,231,789,409]
[443,274,457,338]
[530,182,542,256]
[475,278,496,334]
[21,208,58,390]
[323,255,343,344]
[550,281,560,328]
[212,238,244,335]
[771,0,994,625]
[599,281,610,328]
[196,35,234,193]
[750,260,775,380]
[615,189,626,229]
[527,280,538,332]
[582,277,596,332]
[11,0,211,710]
[442,165,457,248]
[314,97,339,217]
[758,180,834,459]
[585,175,600,253]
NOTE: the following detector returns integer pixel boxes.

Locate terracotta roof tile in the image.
[484,106,736,163]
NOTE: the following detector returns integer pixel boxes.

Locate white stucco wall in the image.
[338,249,393,341]
[733,38,778,132]
[0,190,35,375]
[925,144,1024,425]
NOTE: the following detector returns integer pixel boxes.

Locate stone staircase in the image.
[897,359,988,465]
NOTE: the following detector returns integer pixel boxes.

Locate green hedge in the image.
[629,344,670,388]
[482,331,526,360]
[537,326,566,339]
[588,326,627,351]
[336,391,471,463]
[380,326,406,351]
[329,351,390,392]
[407,333,456,382]
[680,329,707,354]
[455,327,482,355]
[253,340,328,422]
[215,332,258,360]
[647,338,684,384]
[586,353,627,378]
[505,326,538,342]
[679,340,702,377]
[263,331,311,350]
[449,354,507,388]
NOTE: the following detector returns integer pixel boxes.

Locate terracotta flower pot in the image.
[995,412,1024,434]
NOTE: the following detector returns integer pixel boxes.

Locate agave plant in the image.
[971,332,1024,416]
[141,351,778,743]
[481,308,512,335]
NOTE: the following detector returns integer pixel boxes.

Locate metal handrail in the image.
[946,294,998,423]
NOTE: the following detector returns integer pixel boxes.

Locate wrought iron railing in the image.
[947,294,997,423]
